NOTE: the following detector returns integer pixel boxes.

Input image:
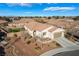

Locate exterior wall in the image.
[53,32,62,39]
[24,26,33,36]
[34,31,42,38]
[52,28,65,38]
[62,32,64,37]
[24,26,54,40]
[24,26,65,41]
[42,31,54,39]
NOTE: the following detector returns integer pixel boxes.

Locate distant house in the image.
[9,17,20,22]
[24,22,65,43]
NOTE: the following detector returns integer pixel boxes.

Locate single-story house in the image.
[24,22,65,43]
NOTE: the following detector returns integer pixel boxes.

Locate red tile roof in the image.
[48,26,57,32]
[25,22,52,31]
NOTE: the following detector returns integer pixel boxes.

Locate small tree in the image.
[48,16,51,19]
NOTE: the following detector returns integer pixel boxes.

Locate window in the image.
[43,32,46,36]
[33,30,36,36]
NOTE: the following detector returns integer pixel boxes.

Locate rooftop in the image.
[25,22,52,31]
[47,19,74,29]
[48,26,57,32]
[0,20,7,24]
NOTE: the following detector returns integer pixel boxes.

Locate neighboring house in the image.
[8,18,34,28]
[0,19,8,26]
[24,22,65,43]
[47,19,74,29]
[68,26,79,39]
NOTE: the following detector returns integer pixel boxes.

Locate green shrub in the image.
[9,28,21,32]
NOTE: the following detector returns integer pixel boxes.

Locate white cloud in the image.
[19,3,32,7]
[44,7,75,11]
[24,12,32,13]
[6,3,32,7]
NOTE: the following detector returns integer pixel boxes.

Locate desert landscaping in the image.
[0,16,79,56]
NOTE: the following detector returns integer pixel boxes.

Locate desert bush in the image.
[35,46,41,50]
[26,40,31,44]
[56,43,60,46]
[14,34,18,37]
[35,43,37,46]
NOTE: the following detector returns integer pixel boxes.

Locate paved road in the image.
[54,50,79,56]
[40,46,79,56]
[55,37,77,47]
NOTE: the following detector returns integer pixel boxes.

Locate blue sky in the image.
[0,3,79,16]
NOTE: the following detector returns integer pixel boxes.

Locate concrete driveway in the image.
[40,37,79,56]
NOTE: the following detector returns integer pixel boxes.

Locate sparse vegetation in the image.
[34,19,46,23]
